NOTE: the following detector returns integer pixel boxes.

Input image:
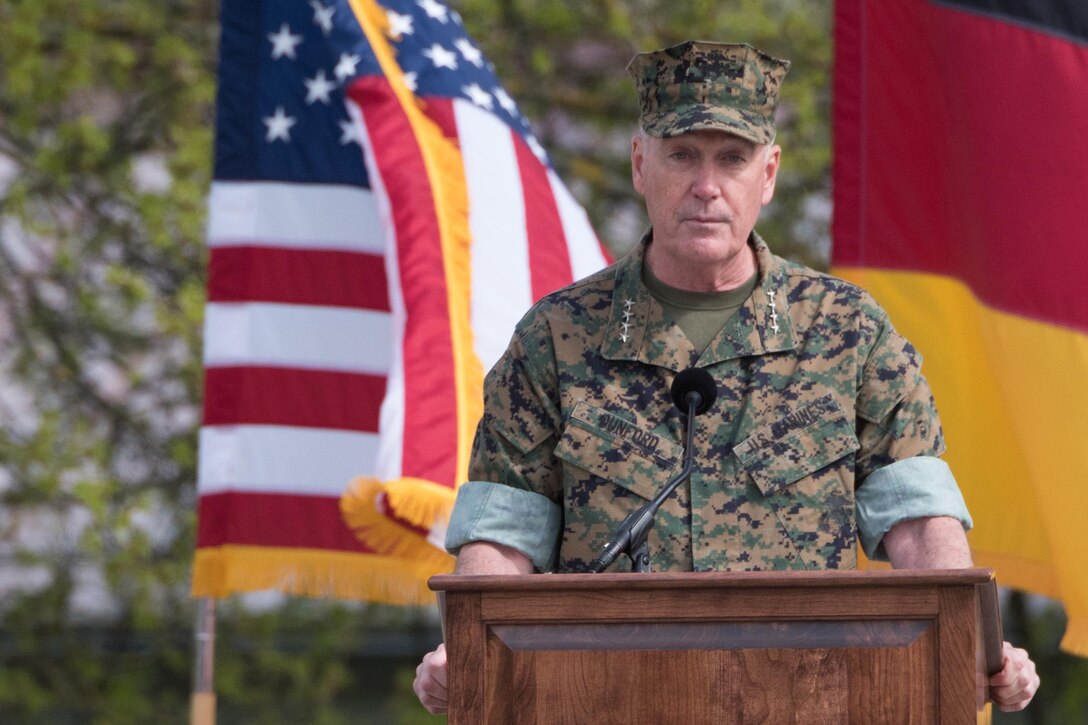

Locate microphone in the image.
[588,368,717,573]
[670,368,717,416]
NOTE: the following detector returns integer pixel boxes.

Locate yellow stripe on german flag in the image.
[834,267,1088,655]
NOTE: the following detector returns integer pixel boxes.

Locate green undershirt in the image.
[642,264,759,357]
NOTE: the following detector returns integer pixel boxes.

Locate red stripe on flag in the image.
[197,491,375,552]
[377,490,429,538]
[208,246,390,310]
[423,98,458,141]
[832,0,1088,332]
[202,366,385,431]
[513,131,575,301]
[347,79,459,487]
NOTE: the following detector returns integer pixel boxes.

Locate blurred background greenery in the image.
[0,0,1083,722]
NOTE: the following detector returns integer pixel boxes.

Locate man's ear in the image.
[761,144,781,206]
[631,134,645,194]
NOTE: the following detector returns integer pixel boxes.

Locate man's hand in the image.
[884,517,1040,711]
[989,641,1039,712]
[413,542,533,714]
[413,642,448,715]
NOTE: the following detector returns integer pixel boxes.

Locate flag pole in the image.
[190,597,217,725]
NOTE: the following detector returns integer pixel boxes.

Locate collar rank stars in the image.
[620,298,635,343]
[767,289,780,335]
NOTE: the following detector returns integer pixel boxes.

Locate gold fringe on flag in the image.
[340,476,455,573]
[191,545,442,606]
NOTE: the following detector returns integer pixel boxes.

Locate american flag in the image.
[194,0,610,603]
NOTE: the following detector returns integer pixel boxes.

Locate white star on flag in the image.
[338,118,362,145]
[334,52,362,81]
[455,38,483,67]
[416,0,449,22]
[267,23,303,60]
[463,83,493,109]
[403,72,419,92]
[422,43,457,70]
[527,135,547,161]
[386,10,414,38]
[494,88,517,114]
[310,0,335,36]
[304,69,337,105]
[263,106,297,142]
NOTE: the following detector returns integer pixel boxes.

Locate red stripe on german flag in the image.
[833,0,1088,332]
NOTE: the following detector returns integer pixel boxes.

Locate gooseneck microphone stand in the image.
[588,368,716,573]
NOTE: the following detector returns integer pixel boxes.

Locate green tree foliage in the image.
[457,0,834,266]
[0,0,216,719]
[0,2,437,722]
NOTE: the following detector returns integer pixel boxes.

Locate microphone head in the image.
[670,368,717,416]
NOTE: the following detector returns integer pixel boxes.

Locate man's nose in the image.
[689,165,721,200]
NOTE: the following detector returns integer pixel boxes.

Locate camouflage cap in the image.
[628,41,790,143]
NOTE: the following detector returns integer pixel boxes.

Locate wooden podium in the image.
[430,569,1003,724]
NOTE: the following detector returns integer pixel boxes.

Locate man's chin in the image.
[670,234,755,269]
[677,234,738,256]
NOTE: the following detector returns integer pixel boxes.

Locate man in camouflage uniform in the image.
[414,41,1039,714]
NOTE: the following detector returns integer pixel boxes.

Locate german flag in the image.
[833,0,1088,655]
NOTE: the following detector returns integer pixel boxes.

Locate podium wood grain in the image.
[432,569,999,724]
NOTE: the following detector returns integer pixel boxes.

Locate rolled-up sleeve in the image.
[444,326,566,571]
[851,307,972,561]
[445,481,562,572]
[856,456,973,561]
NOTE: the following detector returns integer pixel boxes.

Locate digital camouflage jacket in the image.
[460,233,958,573]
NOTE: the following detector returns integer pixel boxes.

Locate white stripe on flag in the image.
[548,168,609,280]
[207,181,384,253]
[455,99,534,373]
[197,425,380,495]
[203,302,392,373]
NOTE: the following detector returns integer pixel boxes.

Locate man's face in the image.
[631,129,780,274]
